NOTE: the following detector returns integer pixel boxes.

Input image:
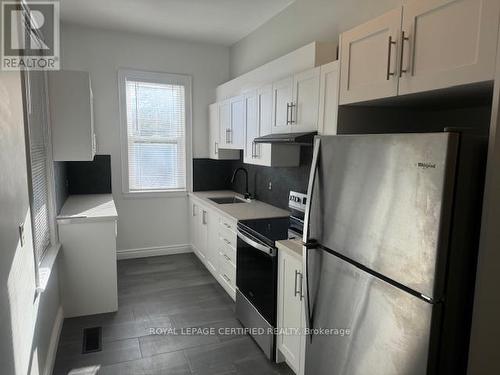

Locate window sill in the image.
[122,190,189,199]
[37,243,61,293]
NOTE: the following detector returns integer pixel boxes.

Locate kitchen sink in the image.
[208,196,248,204]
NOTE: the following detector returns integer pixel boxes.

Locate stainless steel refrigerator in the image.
[302,133,486,375]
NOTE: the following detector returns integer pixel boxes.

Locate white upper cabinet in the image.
[272,67,321,134]
[48,70,96,161]
[218,99,232,149]
[222,95,246,150]
[340,0,500,105]
[398,0,500,95]
[272,76,294,134]
[318,61,340,135]
[339,8,402,105]
[209,103,239,160]
[291,67,321,133]
[244,85,301,167]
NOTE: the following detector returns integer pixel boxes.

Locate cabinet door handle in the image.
[202,210,207,225]
[294,270,300,297]
[223,238,231,245]
[386,36,397,80]
[215,141,218,154]
[289,102,296,125]
[192,204,196,217]
[222,274,230,282]
[286,103,291,125]
[224,254,231,262]
[399,31,410,77]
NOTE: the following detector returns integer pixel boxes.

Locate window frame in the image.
[118,69,192,197]
[23,69,60,292]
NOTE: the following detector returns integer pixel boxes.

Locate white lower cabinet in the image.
[277,242,306,375]
[189,196,237,300]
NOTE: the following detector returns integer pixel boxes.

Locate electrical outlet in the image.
[19,222,25,247]
[268,181,272,190]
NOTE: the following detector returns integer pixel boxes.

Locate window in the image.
[25,70,54,263]
[119,70,191,194]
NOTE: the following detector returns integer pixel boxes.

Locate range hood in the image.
[253,132,317,145]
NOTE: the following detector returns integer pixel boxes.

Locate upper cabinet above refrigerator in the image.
[339,0,500,105]
[48,70,97,161]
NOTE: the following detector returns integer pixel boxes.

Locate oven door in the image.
[236,228,277,326]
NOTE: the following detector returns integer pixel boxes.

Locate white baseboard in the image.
[117,244,193,260]
[44,305,64,375]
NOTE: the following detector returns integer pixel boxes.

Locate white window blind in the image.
[125,80,187,191]
[26,71,51,262]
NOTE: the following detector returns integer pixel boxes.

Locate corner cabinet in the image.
[277,242,306,375]
[48,70,97,161]
[340,0,500,105]
[208,103,239,160]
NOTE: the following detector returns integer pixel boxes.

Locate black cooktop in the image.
[237,217,290,247]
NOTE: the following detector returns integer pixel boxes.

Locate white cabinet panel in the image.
[339,8,402,104]
[48,70,96,161]
[272,76,294,134]
[209,103,239,160]
[229,95,246,149]
[291,67,320,133]
[399,0,499,95]
[219,99,231,149]
[244,92,259,164]
[277,246,306,374]
[318,61,340,135]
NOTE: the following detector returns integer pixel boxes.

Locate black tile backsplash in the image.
[193,147,312,210]
[67,155,112,195]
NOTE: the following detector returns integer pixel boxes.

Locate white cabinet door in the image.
[254,85,273,165]
[278,249,305,374]
[219,99,231,149]
[48,70,96,161]
[318,61,340,135]
[339,8,402,105]
[209,103,239,160]
[205,209,219,275]
[195,205,208,263]
[244,92,259,164]
[291,67,321,133]
[399,0,499,95]
[190,199,200,252]
[272,76,294,134]
[209,103,220,159]
[228,95,246,150]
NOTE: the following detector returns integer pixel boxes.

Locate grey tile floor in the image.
[53,253,293,375]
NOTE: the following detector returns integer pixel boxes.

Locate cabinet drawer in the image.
[219,240,236,267]
[219,228,237,249]
[219,216,237,234]
[219,254,236,286]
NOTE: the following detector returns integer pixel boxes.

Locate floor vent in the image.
[82,327,102,354]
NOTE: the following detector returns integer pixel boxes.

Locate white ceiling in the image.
[59,0,295,46]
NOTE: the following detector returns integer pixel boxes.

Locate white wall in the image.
[229,0,405,78]
[60,24,230,252]
[0,72,61,375]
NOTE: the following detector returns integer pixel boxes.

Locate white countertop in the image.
[190,190,290,221]
[57,194,118,224]
[277,238,303,260]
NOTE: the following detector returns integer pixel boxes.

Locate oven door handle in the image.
[237,229,275,256]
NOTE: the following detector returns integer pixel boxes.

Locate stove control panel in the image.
[289,191,307,212]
